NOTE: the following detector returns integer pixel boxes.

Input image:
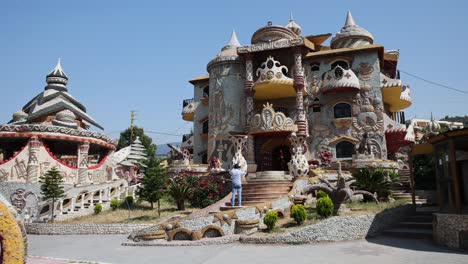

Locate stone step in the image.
[237,195,283,201]
[405,215,432,223]
[383,228,432,239]
[225,200,268,206]
[245,181,293,186]
[398,221,433,230]
[241,191,289,196]
[242,187,292,193]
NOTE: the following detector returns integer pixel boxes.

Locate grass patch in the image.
[346,199,407,214]
[60,197,195,224]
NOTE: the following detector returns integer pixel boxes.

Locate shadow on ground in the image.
[366,236,468,255]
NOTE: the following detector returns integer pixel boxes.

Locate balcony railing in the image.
[183,98,194,108]
[182,134,192,142]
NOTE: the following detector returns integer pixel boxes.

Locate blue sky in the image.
[1,0,467,145]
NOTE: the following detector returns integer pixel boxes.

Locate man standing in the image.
[230,164,244,207]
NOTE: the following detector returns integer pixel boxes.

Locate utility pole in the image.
[130,111,136,145]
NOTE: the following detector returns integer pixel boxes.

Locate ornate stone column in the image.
[243,53,256,168]
[293,48,307,136]
[26,136,41,183]
[77,142,90,185]
[230,135,248,173]
[289,132,309,178]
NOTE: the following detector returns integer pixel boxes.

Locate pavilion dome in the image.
[12,110,28,123]
[331,11,374,49]
[251,21,297,44]
[56,109,76,123]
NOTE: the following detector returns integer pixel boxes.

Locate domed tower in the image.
[286,13,302,36]
[426,113,441,136]
[206,31,245,167]
[331,11,374,49]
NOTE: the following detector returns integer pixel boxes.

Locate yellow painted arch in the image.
[0,195,27,264]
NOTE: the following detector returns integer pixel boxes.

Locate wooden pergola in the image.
[428,128,468,214]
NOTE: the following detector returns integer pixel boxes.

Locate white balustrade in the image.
[70,197,75,212]
[90,192,94,206]
[81,194,85,209]
[59,199,63,215]
[98,189,102,204]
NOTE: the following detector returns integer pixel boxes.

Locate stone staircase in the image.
[383,206,435,239]
[392,169,427,204]
[220,171,293,210]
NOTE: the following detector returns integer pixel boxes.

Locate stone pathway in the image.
[28,235,467,264]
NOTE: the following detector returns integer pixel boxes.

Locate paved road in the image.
[28,235,467,264]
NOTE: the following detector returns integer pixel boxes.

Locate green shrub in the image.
[94,203,102,214]
[316,190,328,199]
[316,196,334,217]
[290,204,307,225]
[110,198,119,211]
[352,167,399,200]
[263,210,279,230]
[124,196,134,207]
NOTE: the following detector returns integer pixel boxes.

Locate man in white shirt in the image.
[230,163,244,207]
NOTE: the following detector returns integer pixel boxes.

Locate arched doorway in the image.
[255,135,291,171]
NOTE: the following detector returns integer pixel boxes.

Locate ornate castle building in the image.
[0,59,118,185]
[182,12,414,175]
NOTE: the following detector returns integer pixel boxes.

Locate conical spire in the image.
[46,57,68,91]
[222,30,241,51]
[330,10,374,49]
[47,57,68,79]
[344,10,356,27]
[286,12,302,35]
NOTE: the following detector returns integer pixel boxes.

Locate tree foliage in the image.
[137,166,167,209]
[413,154,436,190]
[117,126,158,168]
[39,167,65,222]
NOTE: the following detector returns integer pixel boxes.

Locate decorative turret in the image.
[45,58,69,92]
[11,110,27,124]
[222,30,241,51]
[118,137,148,168]
[286,13,302,35]
[331,11,374,49]
[426,113,441,136]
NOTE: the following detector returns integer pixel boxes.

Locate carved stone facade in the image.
[185,13,411,172]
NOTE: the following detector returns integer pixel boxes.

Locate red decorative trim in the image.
[88,154,109,170]
[0,132,116,150]
[322,87,360,94]
[0,146,26,166]
[42,142,78,169]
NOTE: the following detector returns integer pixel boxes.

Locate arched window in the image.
[310,62,320,72]
[312,98,321,113]
[331,60,349,70]
[202,86,209,98]
[334,103,351,118]
[336,141,355,158]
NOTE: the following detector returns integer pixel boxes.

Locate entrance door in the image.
[272,145,291,171]
[255,135,291,171]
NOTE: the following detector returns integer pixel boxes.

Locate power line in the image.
[146,131,184,137]
[399,70,468,94]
